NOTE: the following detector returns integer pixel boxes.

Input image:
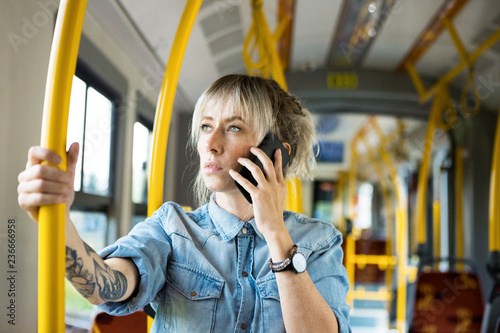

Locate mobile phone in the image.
[235,133,290,204]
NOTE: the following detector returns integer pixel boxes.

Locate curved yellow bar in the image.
[38,0,87,332]
[489,109,500,252]
[148,0,203,216]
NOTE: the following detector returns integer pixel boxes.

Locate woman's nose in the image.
[205,131,222,154]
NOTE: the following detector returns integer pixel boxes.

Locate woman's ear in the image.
[283,142,291,155]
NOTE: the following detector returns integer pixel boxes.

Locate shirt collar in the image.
[208,194,265,241]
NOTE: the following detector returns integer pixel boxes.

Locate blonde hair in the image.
[189,74,317,206]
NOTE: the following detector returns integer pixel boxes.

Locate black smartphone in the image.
[235,133,290,204]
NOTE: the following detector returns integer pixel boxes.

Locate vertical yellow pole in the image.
[38,1,87,332]
[146,1,202,329]
[335,173,347,233]
[372,120,409,333]
[345,143,358,306]
[345,233,356,307]
[147,0,203,216]
[489,111,500,252]
[455,147,464,271]
[433,200,441,268]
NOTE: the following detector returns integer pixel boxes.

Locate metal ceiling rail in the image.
[38,0,88,331]
[406,20,500,104]
[396,0,470,72]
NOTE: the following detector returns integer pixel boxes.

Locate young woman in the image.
[18,74,351,332]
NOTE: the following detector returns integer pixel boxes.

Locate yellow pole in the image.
[345,233,356,306]
[360,136,396,314]
[415,90,445,251]
[489,111,500,252]
[433,200,441,267]
[372,120,409,332]
[38,0,87,332]
[147,0,203,216]
[335,173,347,233]
[455,147,464,271]
[146,1,202,329]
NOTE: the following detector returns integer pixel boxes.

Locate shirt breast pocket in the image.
[162,261,224,332]
[257,276,285,332]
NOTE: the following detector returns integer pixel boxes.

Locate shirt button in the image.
[190,291,197,297]
[241,228,248,234]
[242,271,248,277]
[241,323,247,330]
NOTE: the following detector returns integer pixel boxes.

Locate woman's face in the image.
[197,102,259,195]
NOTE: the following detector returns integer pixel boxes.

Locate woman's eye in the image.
[228,125,241,132]
[200,124,211,132]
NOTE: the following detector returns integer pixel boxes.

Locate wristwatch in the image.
[268,245,307,274]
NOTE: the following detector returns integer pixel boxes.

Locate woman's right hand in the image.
[17,142,79,222]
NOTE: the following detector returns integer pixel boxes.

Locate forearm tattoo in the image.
[65,243,128,301]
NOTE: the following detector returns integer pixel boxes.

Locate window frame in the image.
[132,114,154,217]
[71,62,120,214]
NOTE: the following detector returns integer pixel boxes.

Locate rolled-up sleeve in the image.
[97,209,172,316]
[307,229,351,332]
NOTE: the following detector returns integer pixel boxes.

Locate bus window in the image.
[65,73,117,328]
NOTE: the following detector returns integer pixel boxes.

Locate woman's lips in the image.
[203,161,223,173]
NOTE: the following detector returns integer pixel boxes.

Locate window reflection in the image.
[83,88,113,197]
[132,122,152,204]
[67,76,86,192]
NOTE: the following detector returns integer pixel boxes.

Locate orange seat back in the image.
[92,310,148,333]
[411,272,484,333]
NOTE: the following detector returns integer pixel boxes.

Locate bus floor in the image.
[349,283,402,333]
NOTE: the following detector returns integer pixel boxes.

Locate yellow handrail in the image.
[372,119,410,333]
[489,109,500,252]
[405,24,500,104]
[346,117,413,330]
[38,1,87,332]
[360,136,395,313]
[146,0,202,329]
[414,90,444,250]
[147,0,203,216]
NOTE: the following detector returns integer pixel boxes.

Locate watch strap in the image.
[268,245,298,273]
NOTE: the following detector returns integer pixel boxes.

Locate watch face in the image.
[292,253,307,273]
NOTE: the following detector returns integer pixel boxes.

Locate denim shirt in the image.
[98,197,351,332]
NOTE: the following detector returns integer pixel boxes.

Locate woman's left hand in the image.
[229,147,288,237]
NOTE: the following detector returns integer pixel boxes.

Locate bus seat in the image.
[410,271,484,333]
[92,310,148,333]
[355,238,387,284]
